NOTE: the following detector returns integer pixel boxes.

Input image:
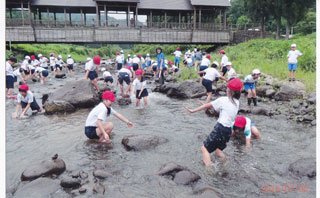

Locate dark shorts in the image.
[174,68,179,73]
[117,63,123,70]
[118,72,131,85]
[104,76,113,83]
[85,126,99,139]
[42,70,49,77]
[203,123,232,153]
[202,78,213,93]
[50,66,55,71]
[14,76,18,82]
[132,63,139,71]
[43,66,49,70]
[24,69,30,75]
[88,70,98,81]
[55,64,62,71]
[199,66,208,77]
[31,69,35,74]
[67,64,73,70]
[136,89,148,99]
[6,75,14,89]
[222,66,228,76]
[152,65,157,72]
[21,97,41,111]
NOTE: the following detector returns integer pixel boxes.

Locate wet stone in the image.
[93,183,105,195]
[60,176,81,189]
[14,178,60,198]
[289,158,316,178]
[122,134,168,151]
[93,169,112,179]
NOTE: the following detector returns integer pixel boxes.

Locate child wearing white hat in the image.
[287,44,303,81]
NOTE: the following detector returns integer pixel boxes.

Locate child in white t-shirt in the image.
[226,62,237,81]
[85,91,134,143]
[131,69,148,107]
[287,44,303,81]
[101,68,113,86]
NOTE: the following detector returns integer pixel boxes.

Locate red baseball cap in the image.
[19,84,29,91]
[176,47,180,50]
[219,50,225,54]
[31,55,35,60]
[206,54,211,59]
[93,56,101,65]
[102,91,116,102]
[135,69,143,75]
[116,51,120,55]
[227,78,243,91]
[138,54,142,57]
[234,116,246,128]
[126,66,131,70]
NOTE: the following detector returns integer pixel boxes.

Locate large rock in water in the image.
[14,178,60,198]
[154,80,206,99]
[256,85,273,97]
[288,158,316,178]
[43,79,99,114]
[157,162,201,185]
[274,84,303,101]
[122,135,168,151]
[21,154,66,181]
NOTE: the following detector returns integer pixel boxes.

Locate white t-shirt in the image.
[140,57,145,64]
[227,68,236,80]
[116,55,123,64]
[32,59,40,67]
[55,59,64,66]
[221,55,228,67]
[244,75,260,84]
[200,57,210,66]
[35,67,46,73]
[232,117,252,139]
[40,57,48,68]
[67,58,74,65]
[211,96,239,127]
[22,60,29,70]
[6,61,14,77]
[287,50,302,64]
[85,102,116,127]
[17,90,34,103]
[146,57,151,62]
[204,68,220,81]
[172,65,178,70]
[49,57,56,66]
[127,58,133,64]
[118,68,132,78]
[120,54,124,62]
[174,50,182,57]
[28,64,35,70]
[132,57,140,64]
[132,78,146,90]
[103,71,112,78]
[186,57,193,64]
[13,68,22,77]
[85,60,96,71]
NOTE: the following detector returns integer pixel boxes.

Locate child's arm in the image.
[85,70,89,80]
[97,119,110,142]
[184,103,213,113]
[245,139,251,151]
[138,85,145,98]
[220,76,227,82]
[20,103,31,118]
[114,112,134,128]
[12,103,21,119]
[198,71,205,75]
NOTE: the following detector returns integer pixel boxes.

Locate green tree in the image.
[295,11,316,35]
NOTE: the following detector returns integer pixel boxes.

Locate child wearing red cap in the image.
[132,70,148,107]
[185,78,242,166]
[12,84,42,119]
[172,47,182,68]
[85,91,134,143]
[231,116,261,148]
[85,56,101,93]
[219,50,228,76]
[118,67,132,97]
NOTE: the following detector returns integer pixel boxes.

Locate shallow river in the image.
[6,66,316,198]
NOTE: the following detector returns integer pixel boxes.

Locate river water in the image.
[6,65,316,198]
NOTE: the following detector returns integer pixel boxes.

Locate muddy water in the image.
[6,66,316,198]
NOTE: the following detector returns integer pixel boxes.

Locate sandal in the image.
[293,78,296,81]
[289,78,292,82]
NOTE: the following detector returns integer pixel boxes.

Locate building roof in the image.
[190,0,231,7]
[137,0,193,10]
[31,0,96,7]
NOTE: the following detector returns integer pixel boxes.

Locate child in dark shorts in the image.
[131,69,148,107]
[184,78,242,166]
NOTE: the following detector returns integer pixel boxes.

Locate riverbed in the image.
[6,65,316,198]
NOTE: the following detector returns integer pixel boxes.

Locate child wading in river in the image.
[85,56,101,93]
[85,91,134,143]
[184,78,243,166]
[132,69,148,107]
[231,116,261,149]
[244,69,261,106]
[12,84,42,119]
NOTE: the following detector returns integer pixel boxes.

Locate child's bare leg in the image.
[288,70,291,79]
[143,97,148,106]
[96,122,114,141]
[206,92,212,103]
[201,145,212,166]
[247,90,252,98]
[5,88,8,97]
[125,84,131,95]
[293,70,296,79]
[92,79,100,92]
[251,126,261,139]
[9,88,13,97]
[136,99,140,107]
[215,149,227,163]
[252,89,257,98]
[120,84,124,95]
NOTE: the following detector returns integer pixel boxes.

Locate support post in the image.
[164,11,167,28]
[96,3,99,26]
[39,9,42,25]
[193,7,196,30]
[199,8,201,29]
[9,8,12,19]
[223,8,227,30]
[220,9,222,30]
[179,12,181,28]
[47,8,49,27]
[21,2,25,26]
[69,12,72,25]
[135,7,138,27]
[84,12,87,25]
[127,5,130,27]
[104,4,107,26]
[64,8,66,27]
[28,2,32,25]
[150,10,152,28]
[80,9,84,26]
[54,12,56,26]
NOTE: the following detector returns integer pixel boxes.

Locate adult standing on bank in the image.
[287,44,303,82]
[219,50,228,76]
[156,47,166,84]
